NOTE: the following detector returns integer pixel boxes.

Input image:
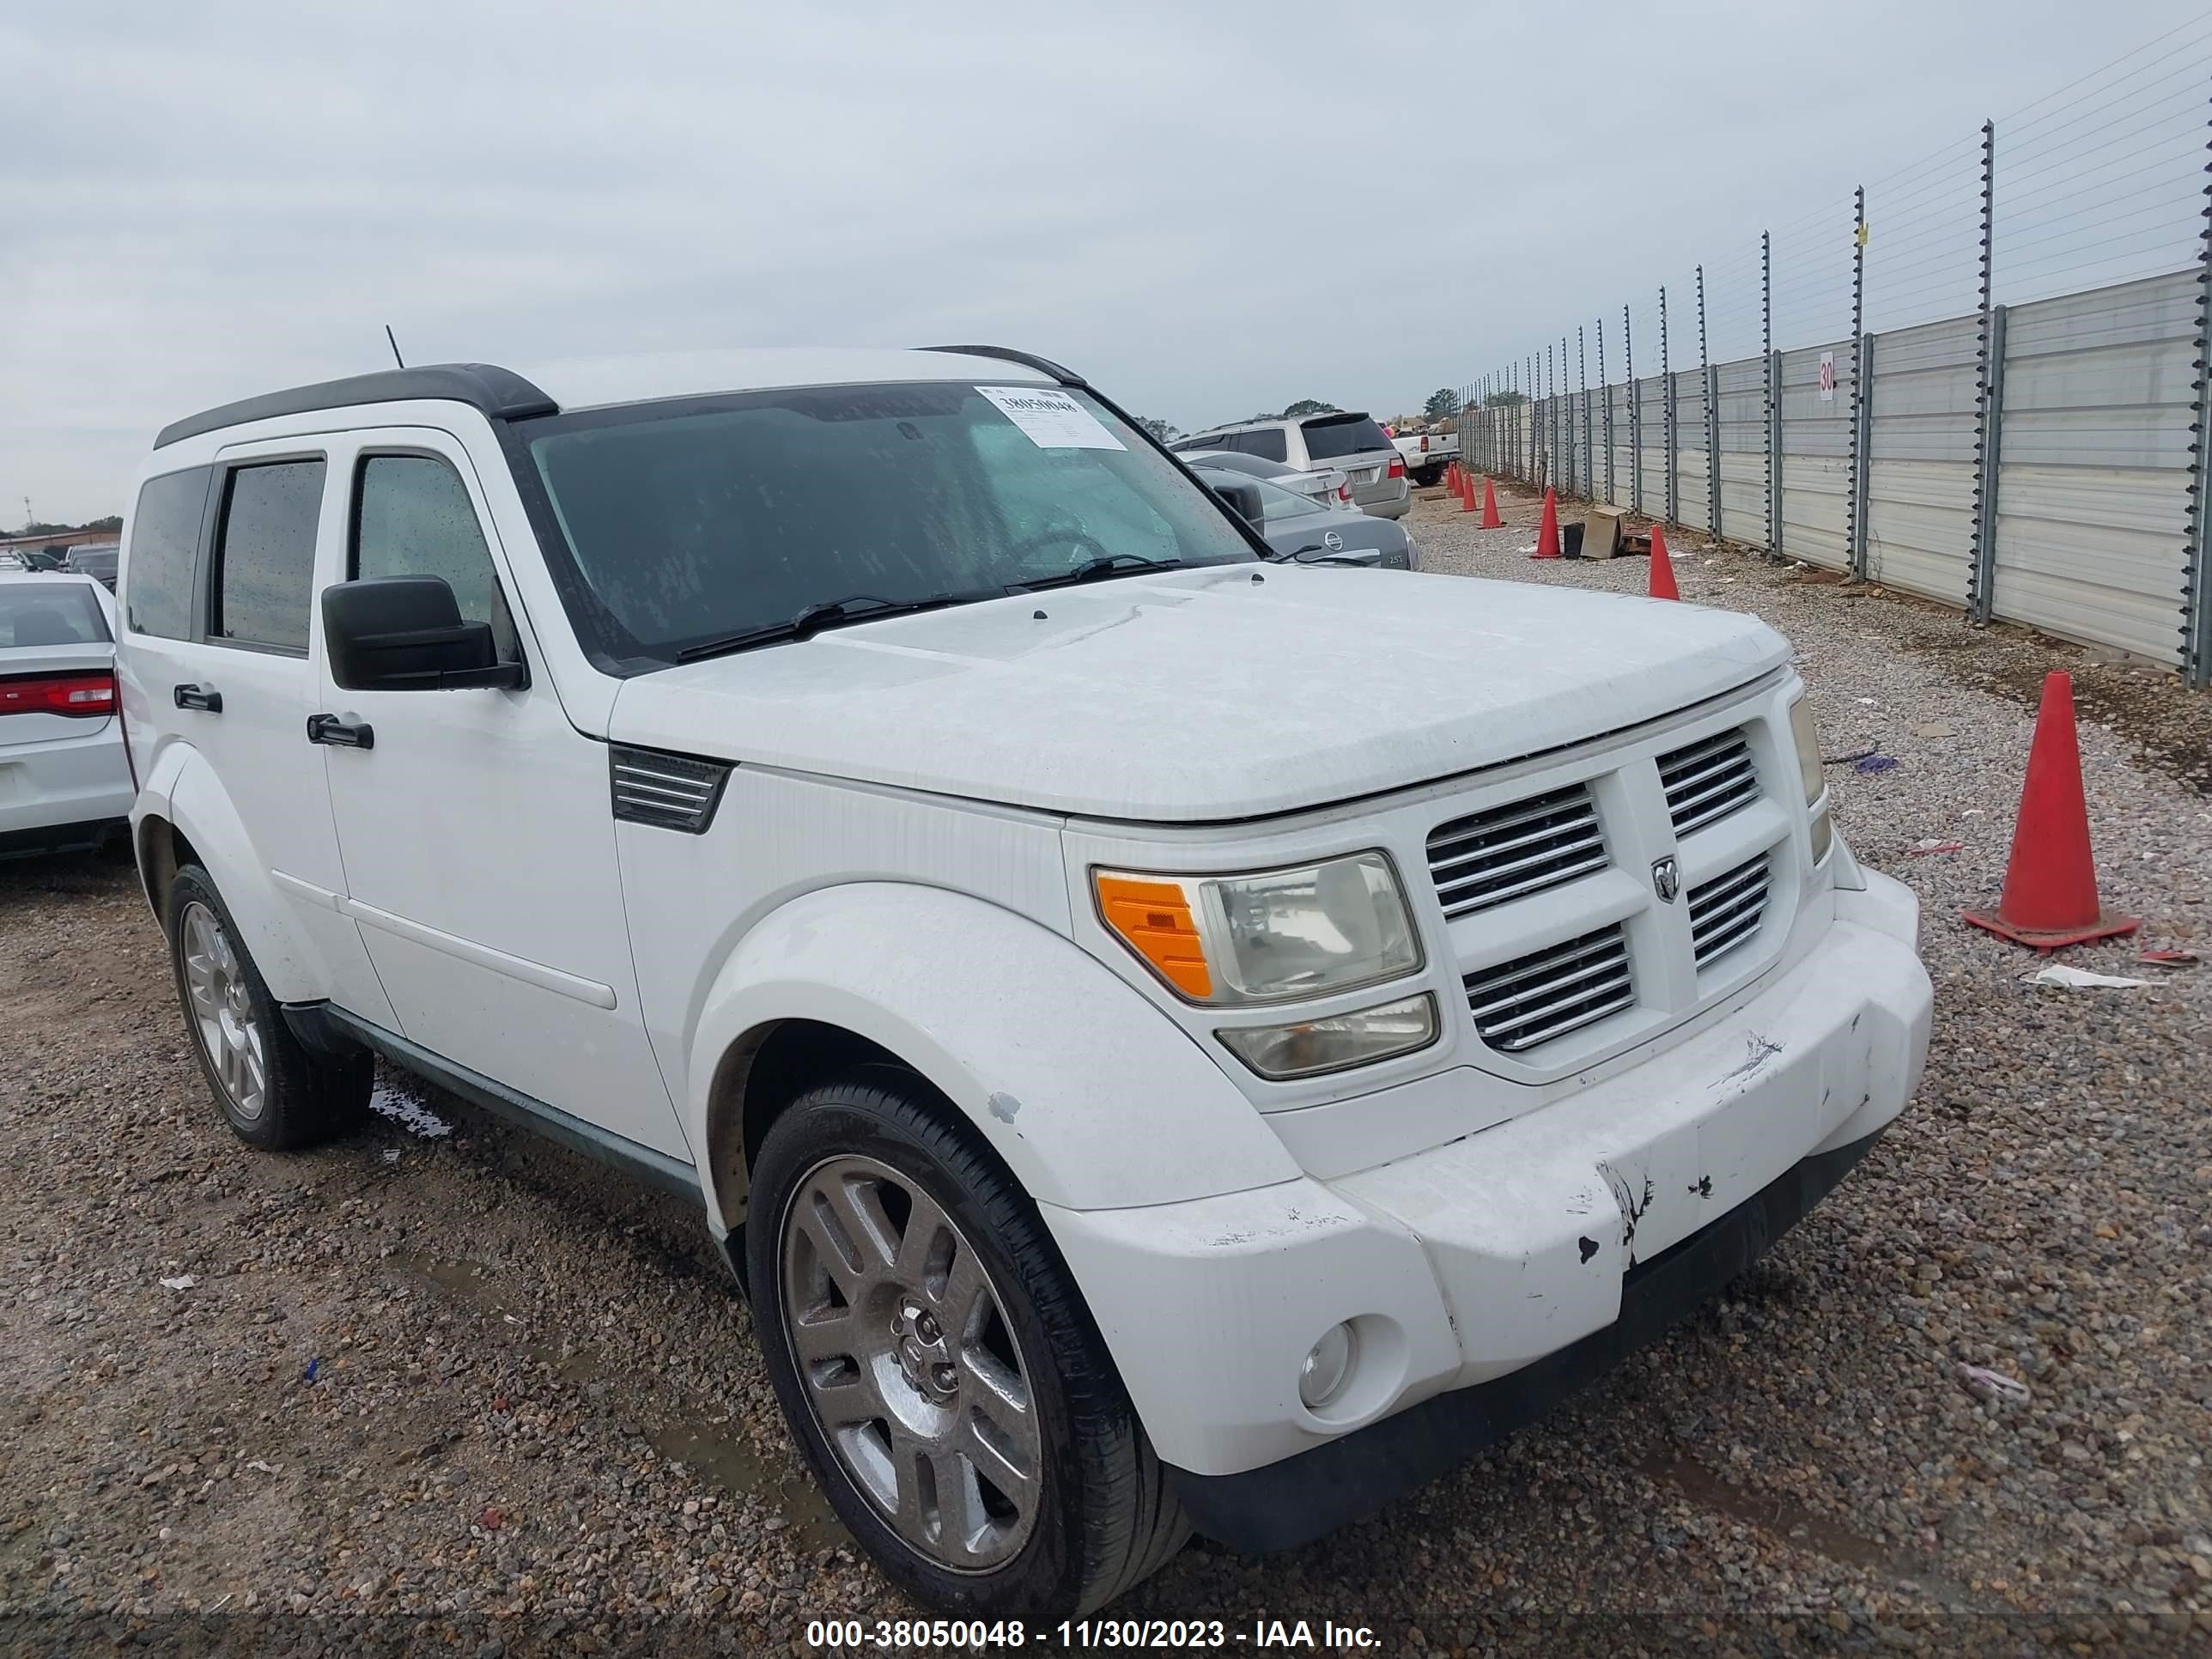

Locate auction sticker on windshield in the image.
[977,385,1127,450]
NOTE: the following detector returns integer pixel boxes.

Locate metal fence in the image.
[1456,23,2212,687]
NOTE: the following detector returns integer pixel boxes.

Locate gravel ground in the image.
[4,491,2210,1656]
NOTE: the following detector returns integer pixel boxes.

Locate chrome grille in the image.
[1464,924,1633,1054]
[1426,783,1605,919]
[1659,728,1759,836]
[609,744,731,834]
[1690,853,1771,970]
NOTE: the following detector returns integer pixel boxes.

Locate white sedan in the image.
[1,573,135,857]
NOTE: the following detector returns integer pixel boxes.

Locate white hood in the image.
[607,567,1790,823]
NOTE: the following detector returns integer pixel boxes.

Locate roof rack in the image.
[154,363,557,449]
[917,344,1085,387]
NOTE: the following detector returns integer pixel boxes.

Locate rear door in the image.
[1300,413,1402,509]
[119,448,394,1022]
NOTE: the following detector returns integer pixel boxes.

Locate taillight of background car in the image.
[1387,455,1407,480]
[1337,482,1352,502]
[0,672,118,717]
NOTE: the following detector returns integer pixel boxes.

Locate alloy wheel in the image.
[780,1153,1042,1571]
[179,901,267,1121]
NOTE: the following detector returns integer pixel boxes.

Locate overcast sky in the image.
[4,0,2204,523]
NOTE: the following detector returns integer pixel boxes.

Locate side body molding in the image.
[685,883,1302,1219]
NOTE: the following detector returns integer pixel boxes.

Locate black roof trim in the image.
[917,344,1085,387]
[154,363,558,449]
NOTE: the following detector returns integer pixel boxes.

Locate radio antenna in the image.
[384,325,405,368]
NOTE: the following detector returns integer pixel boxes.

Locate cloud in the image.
[2,0,2198,520]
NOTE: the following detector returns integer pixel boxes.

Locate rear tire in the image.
[747,1068,1188,1618]
[165,863,369,1151]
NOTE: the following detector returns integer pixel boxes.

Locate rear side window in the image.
[1240,428,1289,463]
[214,460,325,653]
[0,583,110,647]
[125,466,211,639]
[352,454,520,660]
[1300,416,1392,460]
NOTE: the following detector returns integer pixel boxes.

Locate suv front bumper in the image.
[1039,874,1930,1540]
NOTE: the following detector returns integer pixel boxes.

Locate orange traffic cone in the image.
[1648,524,1680,600]
[1961,672,2140,950]
[1446,460,1462,495]
[1459,471,1479,513]
[1530,490,1561,558]
[1480,478,1502,528]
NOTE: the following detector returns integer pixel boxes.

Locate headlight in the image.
[1217,993,1438,1079]
[1094,852,1420,1006]
[1789,696,1833,862]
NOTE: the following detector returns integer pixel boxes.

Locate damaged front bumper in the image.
[1040,874,1931,1547]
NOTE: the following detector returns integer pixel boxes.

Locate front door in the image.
[313,428,689,1162]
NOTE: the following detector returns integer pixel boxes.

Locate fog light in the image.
[1809,806,1833,864]
[1299,1322,1358,1410]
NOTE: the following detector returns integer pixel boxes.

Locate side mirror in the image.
[323,576,525,691]
[1207,479,1264,525]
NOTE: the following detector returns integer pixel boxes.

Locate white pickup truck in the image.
[115,346,1930,1620]
[1392,426,1458,488]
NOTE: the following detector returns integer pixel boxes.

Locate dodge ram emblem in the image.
[1651,856,1680,903]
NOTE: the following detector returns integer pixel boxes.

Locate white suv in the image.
[116,348,1931,1619]
[1175,412,1411,519]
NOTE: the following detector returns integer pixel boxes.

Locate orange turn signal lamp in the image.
[1093,873,1212,1000]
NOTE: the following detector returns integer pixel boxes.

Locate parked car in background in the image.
[1391,427,1457,488]
[1188,462,1414,568]
[64,542,121,590]
[0,573,133,857]
[1170,445,1349,510]
[1175,410,1409,520]
[119,347,1929,1620]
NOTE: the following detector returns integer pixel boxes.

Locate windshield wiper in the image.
[676,592,963,663]
[1016,554,1184,591]
[1281,544,1373,566]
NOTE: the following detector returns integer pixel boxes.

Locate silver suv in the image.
[1176,409,1398,520]
[1176,412,1409,520]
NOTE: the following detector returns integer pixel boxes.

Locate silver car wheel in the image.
[179,901,267,1121]
[781,1153,1042,1572]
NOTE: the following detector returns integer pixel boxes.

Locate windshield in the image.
[0,582,110,647]
[516,381,1256,668]
[1301,415,1393,460]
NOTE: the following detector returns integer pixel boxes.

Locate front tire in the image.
[165,863,369,1151]
[747,1069,1187,1618]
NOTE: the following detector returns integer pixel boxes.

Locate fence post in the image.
[1599,319,1614,504]
[1698,264,1718,539]
[2184,86,2212,683]
[1763,229,1778,553]
[1580,326,1593,498]
[1847,185,1870,580]
[1626,306,1641,516]
[1973,306,2008,622]
[1968,118,1999,623]
[1853,331,1875,580]
[1661,287,1678,526]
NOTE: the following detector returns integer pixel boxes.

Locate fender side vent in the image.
[609,744,731,835]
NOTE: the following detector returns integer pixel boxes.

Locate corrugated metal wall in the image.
[1865,314,1982,605]
[1990,271,2196,667]
[1715,356,1769,549]
[1774,339,1856,570]
[1675,370,1712,530]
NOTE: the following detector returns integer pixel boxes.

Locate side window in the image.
[213,460,325,653]
[125,465,211,639]
[1246,428,1288,463]
[351,454,519,661]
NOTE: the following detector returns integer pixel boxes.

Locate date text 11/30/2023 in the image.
[803,1617,1383,1649]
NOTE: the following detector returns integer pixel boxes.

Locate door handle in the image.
[307,713,374,750]
[172,684,222,713]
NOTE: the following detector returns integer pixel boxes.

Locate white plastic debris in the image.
[2029,964,2149,990]
[1958,1364,2030,1404]
[368,1085,453,1139]
[380,1148,402,1164]
[159,1275,197,1291]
